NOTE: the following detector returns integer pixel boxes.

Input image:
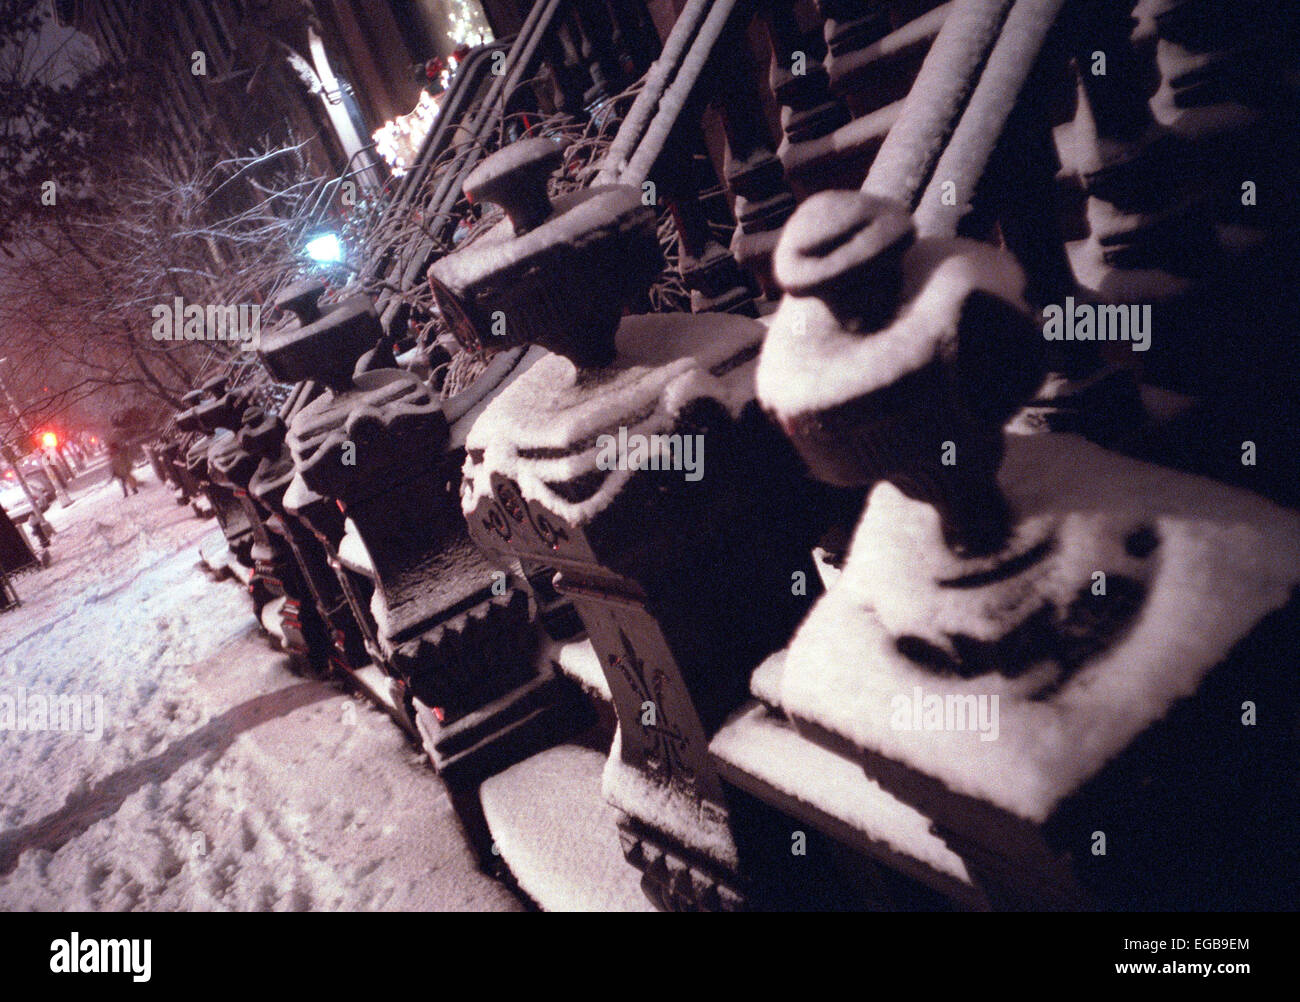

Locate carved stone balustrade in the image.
[280,466,388,677]
[432,138,665,366]
[259,280,388,392]
[286,369,538,710]
[1055,3,1214,304]
[261,281,399,679]
[156,436,203,509]
[771,1,954,196]
[177,392,258,574]
[762,0,851,196]
[182,381,333,673]
[242,405,371,676]
[711,13,799,296]
[431,137,833,909]
[591,0,768,314]
[207,405,336,675]
[262,277,583,863]
[1048,0,1300,502]
[751,191,1300,909]
[1055,0,1296,305]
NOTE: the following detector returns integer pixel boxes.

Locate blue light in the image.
[305,232,344,264]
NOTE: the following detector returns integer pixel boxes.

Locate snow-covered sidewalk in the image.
[0,464,520,911]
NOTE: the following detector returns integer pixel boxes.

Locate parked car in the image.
[0,467,55,523]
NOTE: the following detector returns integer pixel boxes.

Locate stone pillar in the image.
[754,190,1300,909]
[261,278,585,863]
[431,137,828,908]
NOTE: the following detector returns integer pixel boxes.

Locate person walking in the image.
[107,434,139,497]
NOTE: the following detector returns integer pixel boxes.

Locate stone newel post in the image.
[431,138,827,909]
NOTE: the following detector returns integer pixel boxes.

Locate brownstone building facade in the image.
[51,0,498,180]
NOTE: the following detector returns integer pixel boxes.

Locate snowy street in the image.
[0,463,520,911]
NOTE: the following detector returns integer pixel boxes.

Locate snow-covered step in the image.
[347,664,418,739]
[337,518,375,578]
[196,541,252,585]
[197,542,233,580]
[479,745,654,912]
[227,554,254,586]
[259,595,288,647]
[546,637,610,702]
[710,698,985,910]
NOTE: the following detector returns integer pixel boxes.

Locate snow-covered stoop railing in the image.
[412,0,1300,911]
[153,396,216,519]
[711,0,1300,912]
[429,137,835,910]
[176,377,334,680]
[177,381,260,589]
[257,278,592,872]
[407,0,1044,911]
[366,0,663,342]
[240,402,374,679]
[594,0,952,313]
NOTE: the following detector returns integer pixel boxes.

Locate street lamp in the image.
[305,231,344,265]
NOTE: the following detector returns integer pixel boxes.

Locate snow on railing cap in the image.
[773,190,914,331]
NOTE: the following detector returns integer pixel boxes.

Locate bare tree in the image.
[0,0,353,440]
[0,120,332,434]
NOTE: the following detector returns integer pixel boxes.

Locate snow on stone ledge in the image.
[710,702,976,895]
[548,637,610,702]
[777,433,1300,823]
[462,312,765,527]
[337,517,375,577]
[480,744,654,912]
